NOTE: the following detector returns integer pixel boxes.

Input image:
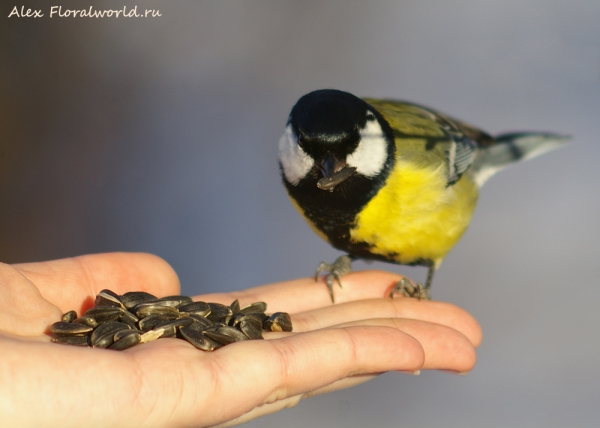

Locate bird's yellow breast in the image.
[350,145,478,267]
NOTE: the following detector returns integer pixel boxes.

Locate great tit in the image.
[278,89,568,302]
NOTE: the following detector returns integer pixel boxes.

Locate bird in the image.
[278,89,569,302]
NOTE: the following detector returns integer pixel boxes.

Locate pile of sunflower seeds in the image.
[49,289,292,351]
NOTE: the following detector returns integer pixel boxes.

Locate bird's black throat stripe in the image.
[282,154,393,258]
[284,169,378,236]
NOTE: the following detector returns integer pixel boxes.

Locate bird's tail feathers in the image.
[471,132,570,187]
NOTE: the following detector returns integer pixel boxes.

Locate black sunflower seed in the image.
[206,303,233,323]
[187,315,213,331]
[61,310,78,323]
[134,303,179,319]
[138,313,178,331]
[91,321,131,348]
[120,291,157,309]
[178,301,211,317]
[109,330,141,350]
[119,310,140,329]
[84,306,124,323]
[230,313,262,329]
[95,289,124,308]
[155,317,194,330]
[204,326,248,345]
[229,299,240,313]
[155,295,194,307]
[263,312,293,332]
[239,319,263,340]
[114,328,142,341]
[50,322,93,336]
[72,316,99,329]
[52,335,90,346]
[240,302,267,314]
[180,327,222,351]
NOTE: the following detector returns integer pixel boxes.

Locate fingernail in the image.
[441,370,469,376]
[398,370,420,376]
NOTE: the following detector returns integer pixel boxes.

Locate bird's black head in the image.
[279,89,396,236]
[290,89,368,158]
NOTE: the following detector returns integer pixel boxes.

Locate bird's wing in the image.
[364,99,491,186]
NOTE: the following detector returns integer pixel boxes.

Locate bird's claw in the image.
[389,278,431,300]
[314,255,353,302]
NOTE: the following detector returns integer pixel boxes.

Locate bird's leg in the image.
[389,265,434,300]
[314,255,353,303]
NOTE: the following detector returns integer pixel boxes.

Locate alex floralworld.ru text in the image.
[8,5,162,18]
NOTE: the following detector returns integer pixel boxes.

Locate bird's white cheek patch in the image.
[278,125,314,185]
[347,119,388,178]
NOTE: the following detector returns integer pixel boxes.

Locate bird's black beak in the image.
[318,153,339,179]
[316,153,357,192]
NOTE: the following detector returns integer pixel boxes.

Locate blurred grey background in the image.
[2,0,599,426]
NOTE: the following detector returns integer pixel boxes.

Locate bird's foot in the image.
[314,255,353,303]
[389,278,431,300]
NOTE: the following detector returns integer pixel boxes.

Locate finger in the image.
[199,270,411,312]
[0,263,62,336]
[0,325,422,427]
[13,252,180,314]
[266,315,476,372]
[292,298,482,348]
[169,325,425,427]
[331,318,477,372]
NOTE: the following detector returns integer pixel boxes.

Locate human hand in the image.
[0,253,481,427]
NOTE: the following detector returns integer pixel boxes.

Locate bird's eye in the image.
[297,133,306,148]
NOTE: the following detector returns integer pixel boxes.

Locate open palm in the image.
[0,253,480,427]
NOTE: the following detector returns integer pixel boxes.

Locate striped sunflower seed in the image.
[49,322,93,336]
[178,301,211,317]
[95,289,124,308]
[240,302,267,314]
[109,330,141,350]
[72,316,99,329]
[204,325,248,345]
[239,319,264,340]
[84,306,124,323]
[206,303,233,323]
[134,303,180,319]
[120,291,157,309]
[180,326,222,351]
[52,335,90,346]
[138,313,177,332]
[91,321,131,348]
[155,295,193,307]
